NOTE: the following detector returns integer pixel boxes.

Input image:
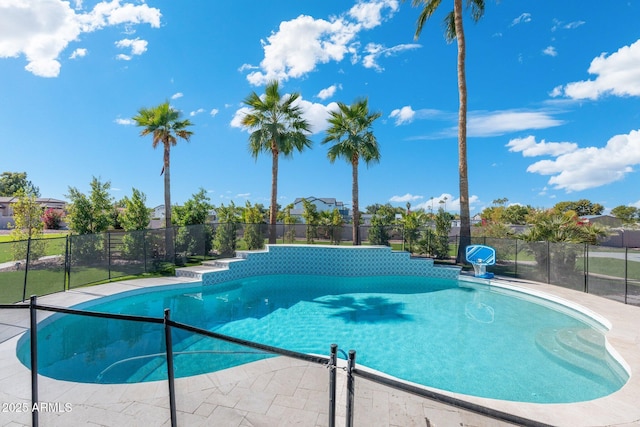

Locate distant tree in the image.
[503,204,533,225]
[8,189,45,260]
[553,199,604,216]
[66,177,113,234]
[410,0,486,263]
[0,172,40,197]
[241,80,312,244]
[611,205,639,224]
[322,98,381,245]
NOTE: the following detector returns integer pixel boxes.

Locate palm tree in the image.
[322,98,381,245]
[241,80,312,244]
[410,0,485,263]
[133,101,194,259]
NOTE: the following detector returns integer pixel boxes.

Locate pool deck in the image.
[0,275,639,426]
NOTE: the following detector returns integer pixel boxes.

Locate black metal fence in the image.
[0,297,548,426]
[1,224,639,306]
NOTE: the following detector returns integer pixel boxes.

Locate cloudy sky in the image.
[1,0,639,215]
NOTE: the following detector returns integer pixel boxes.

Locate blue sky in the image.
[1,1,639,216]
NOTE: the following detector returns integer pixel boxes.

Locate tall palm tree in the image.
[411,0,485,263]
[241,80,312,244]
[322,98,381,245]
[133,101,193,258]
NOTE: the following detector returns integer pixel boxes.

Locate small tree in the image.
[368,204,396,246]
[301,199,319,243]
[213,202,240,257]
[433,207,452,259]
[278,203,298,243]
[242,201,265,250]
[329,209,344,245]
[120,188,152,260]
[400,210,423,253]
[9,189,45,260]
[173,188,213,259]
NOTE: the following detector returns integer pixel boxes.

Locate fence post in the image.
[346,350,356,427]
[328,344,337,427]
[514,239,518,278]
[64,235,69,291]
[143,230,148,273]
[22,237,32,302]
[584,244,589,293]
[108,231,112,281]
[30,295,39,427]
[66,236,72,289]
[625,247,629,305]
[546,241,551,284]
[164,309,177,426]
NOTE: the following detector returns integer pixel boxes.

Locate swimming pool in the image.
[17,273,628,404]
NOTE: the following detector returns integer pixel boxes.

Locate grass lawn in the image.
[0,233,68,263]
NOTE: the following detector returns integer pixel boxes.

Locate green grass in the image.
[586,257,640,279]
[0,233,68,263]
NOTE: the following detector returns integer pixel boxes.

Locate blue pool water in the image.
[17,275,628,403]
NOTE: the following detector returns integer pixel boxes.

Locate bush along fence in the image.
[1,223,638,306]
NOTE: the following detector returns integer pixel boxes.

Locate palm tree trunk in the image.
[352,156,360,245]
[269,145,278,244]
[164,142,175,261]
[454,0,471,263]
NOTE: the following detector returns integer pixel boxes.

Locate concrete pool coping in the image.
[0,274,639,426]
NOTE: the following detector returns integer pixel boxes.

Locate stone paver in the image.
[1,276,639,426]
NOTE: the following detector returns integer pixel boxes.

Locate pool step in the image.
[175,257,245,280]
[535,327,623,385]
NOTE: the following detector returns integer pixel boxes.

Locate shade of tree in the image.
[132,101,194,259]
[0,172,40,197]
[611,205,639,224]
[241,80,312,244]
[410,0,485,263]
[322,98,381,245]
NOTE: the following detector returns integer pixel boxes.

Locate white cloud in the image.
[362,42,420,71]
[389,193,423,203]
[115,37,148,59]
[466,110,563,137]
[543,46,557,57]
[171,92,183,100]
[0,0,161,77]
[414,193,480,213]
[317,84,341,100]
[114,117,133,125]
[552,19,585,32]
[69,48,87,59]
[512,130,640,192]
[210,108,219,117]
[244,1,401,85]
[190,108,205,117]
[348,0,398,30]
[389,106,416,125]
[506,135,578,157]
[555,39,640,99]
[510,13,531,27]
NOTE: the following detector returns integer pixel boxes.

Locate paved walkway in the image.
[1,276,639,426]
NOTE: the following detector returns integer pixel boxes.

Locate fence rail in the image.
[1,224,639,306]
